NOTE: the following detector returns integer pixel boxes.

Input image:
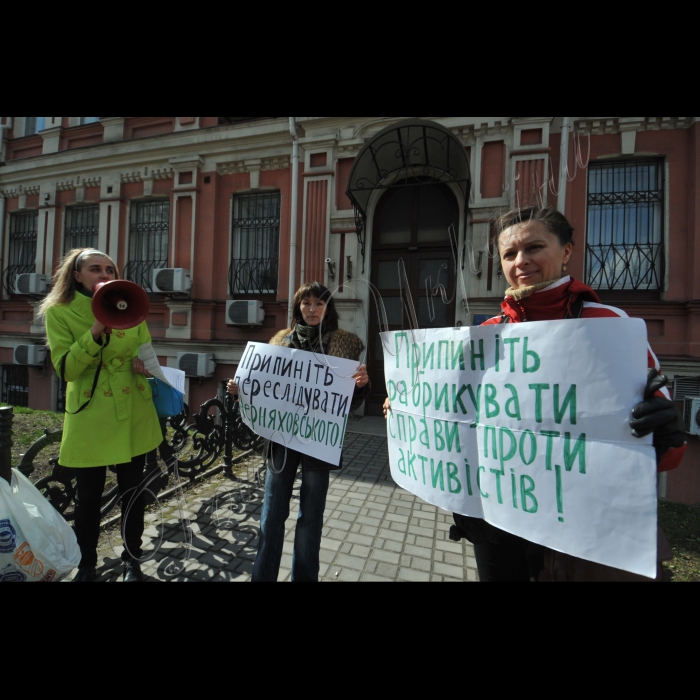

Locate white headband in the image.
[74,250,107,271]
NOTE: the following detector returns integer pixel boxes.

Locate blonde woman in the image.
[40,249,163,583]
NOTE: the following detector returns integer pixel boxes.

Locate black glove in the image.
[631,370,686,459]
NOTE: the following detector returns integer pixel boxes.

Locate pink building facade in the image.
[1,116,698,503]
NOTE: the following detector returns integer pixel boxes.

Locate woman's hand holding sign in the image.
[353,365,370,390]
[631,369,686,461]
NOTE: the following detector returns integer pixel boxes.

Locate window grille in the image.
[65,205,99,252]
[229,192,281,295]
[586,160,665,291]
[1,366,29,408]
[3,211,38,295]
[123,200,170,292]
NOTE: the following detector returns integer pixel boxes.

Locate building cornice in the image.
[0,118,294,187]
[1,117,697,192]
[575,117,695,135]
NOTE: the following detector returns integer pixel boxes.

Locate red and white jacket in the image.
[483,277,686,473]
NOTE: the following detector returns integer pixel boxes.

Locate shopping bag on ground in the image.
[0,469,81,582]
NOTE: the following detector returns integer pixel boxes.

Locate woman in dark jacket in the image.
[229,282,370,582]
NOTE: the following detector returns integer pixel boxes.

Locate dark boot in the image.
[123,559,144,583]
[73,567,97,583]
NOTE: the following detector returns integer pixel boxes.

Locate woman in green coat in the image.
[41,249,163,583]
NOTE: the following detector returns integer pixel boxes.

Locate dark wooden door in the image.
[366,183,459,415]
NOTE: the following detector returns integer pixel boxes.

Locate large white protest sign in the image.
[383,319,658,578]
[235,343,359,466]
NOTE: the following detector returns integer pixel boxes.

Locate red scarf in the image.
[500,278,601,323]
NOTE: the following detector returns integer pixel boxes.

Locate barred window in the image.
[1,366,29,408]
[124,200,170,292]
[229,192,281,295]
[65,205,99,252]
[586,160,665,291]
[3,211,38,296]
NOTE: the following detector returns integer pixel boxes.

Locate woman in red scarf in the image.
[386,206,686,582]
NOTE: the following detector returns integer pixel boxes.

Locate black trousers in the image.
[454,515,545,583]
[68,455,148,568]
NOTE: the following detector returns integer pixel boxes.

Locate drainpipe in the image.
[0,117,13,163]
[558,117,572,215]
[0,195,5,289]
[0,118,9,294]
[287,117,300,328]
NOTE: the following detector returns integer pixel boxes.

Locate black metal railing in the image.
[1,366,29,408]
[123,259,168,293]
[16,382,266,523]
[228,257,279,295]
[0,406,13,484]
[3,263,36,296]
[586,242,664,292]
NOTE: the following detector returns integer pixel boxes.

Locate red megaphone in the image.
[92,280,150,331]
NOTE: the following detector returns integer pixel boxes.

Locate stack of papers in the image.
[138,343,186,394]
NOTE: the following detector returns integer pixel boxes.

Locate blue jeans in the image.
[252,445,330,583]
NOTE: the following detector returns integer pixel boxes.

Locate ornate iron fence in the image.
[14,382,266,522]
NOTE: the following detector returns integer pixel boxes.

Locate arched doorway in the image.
[366,181,460,415]
[344,118,472,416]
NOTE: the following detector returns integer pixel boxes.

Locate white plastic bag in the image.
[0,469,81,582]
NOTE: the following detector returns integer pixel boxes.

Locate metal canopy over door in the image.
[366,182,459,415]
[346,118,472,270]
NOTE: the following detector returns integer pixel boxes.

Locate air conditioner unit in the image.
[153,268,192,295]
[675,377,700,402]
[14,274,48,295]
[226,300,265,327]
[177,353,216,378]
[684,397,700,437]
[14,345,47,367]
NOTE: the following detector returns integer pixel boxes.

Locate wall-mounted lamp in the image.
[44,194,51,202]
[326,258,336,281]
[346,256,353,281]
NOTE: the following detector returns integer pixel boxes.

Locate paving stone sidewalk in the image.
[86,426,479,583]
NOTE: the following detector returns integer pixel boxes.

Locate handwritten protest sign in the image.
[383,319,658,578]
[235,343,359,466]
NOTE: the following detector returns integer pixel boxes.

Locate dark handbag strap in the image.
[62,335,110,416]
[566,296,585,320]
